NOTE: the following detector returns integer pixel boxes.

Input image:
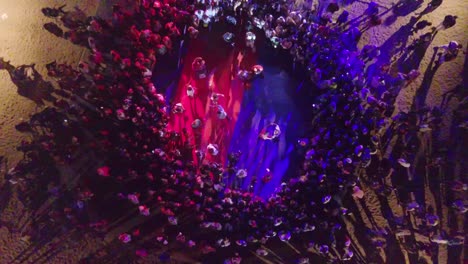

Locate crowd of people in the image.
[2,0,466,263]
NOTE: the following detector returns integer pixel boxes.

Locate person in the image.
[336,10,349,26]
[251,65,264,78]
[78,61,90,74]
[256,248,268,256]
[209,92,224,107]
[245,31,256,51]
[262,168,272,183]
[186,84,195,97]
[435,41,462,65]
[452,199,467,213]
[216,105,228,120]
[365,2,379,16]
[192,119,202,129]
[223,32,235,46]
[118,233,132,243]
[173,103,185,114]
[235,169,248,189]
[138,205,150,216]
[192,57,207,79]
[237,69,253,84]
[207,143,219,156]
[188,26,199,39]
[259,123,281,140]
[342,248,354,261]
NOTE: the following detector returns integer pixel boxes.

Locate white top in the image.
[187,85,195,97]
[236,169,247,178]
[174,103,185,113]
[207,143,219,156]
[217,105,227,119]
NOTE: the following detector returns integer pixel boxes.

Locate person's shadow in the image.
[397,31,438,73]
[43,22,64,38]
[411,48,440,112]
[384,0,424,26]
[0,58,56,105]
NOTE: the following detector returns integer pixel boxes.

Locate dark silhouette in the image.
[41,5,66,18]
[398,31,437,73]
[43,22,64,37]
[412,48,440,111]
[0,58,56,105]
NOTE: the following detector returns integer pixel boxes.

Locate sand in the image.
[0,0,466,263]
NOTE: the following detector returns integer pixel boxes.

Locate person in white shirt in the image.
[259,123,281,140]
[173,103,185,114]
[435,40,462,65]
[186,84,195,97]
[210,92,224,107]
[217,105,228,120]
[207,143,219,156]
[192,57,207,79]
[245,31,256,51]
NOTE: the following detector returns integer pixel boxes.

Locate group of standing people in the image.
[1,0,465,263]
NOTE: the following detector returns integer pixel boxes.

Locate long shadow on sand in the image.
[411,47,440,111]
[0,59,56,105]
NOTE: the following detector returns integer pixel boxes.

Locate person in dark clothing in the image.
[336,10,349,26]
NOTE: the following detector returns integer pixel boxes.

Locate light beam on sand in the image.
[262,246,284,262]
[284,241,301,254]
[250,250,275,264]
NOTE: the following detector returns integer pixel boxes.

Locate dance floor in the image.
[156,28,307,198]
